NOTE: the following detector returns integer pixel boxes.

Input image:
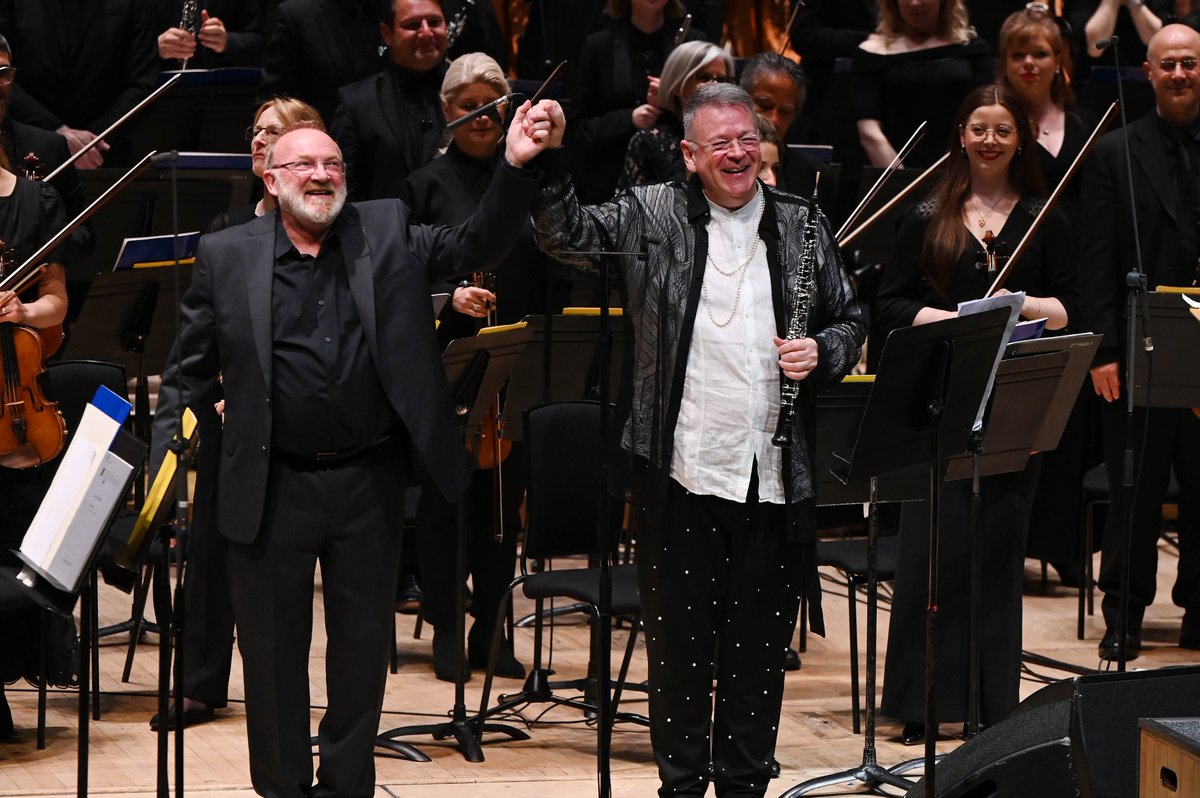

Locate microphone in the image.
[1095,35,1119,50]
[445,93,523,131]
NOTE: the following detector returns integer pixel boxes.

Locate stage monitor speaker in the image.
[904,665,1200,798]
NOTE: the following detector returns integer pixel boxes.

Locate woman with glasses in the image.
[853,0,993,168]
[999,6,1102,590]
[875,84,1082,744]
[617,40,733,190]
[147,96,325,732]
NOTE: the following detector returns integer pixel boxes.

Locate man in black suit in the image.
[787,0,876,146]
[331,0,449,201]
[0,0,159,169]
[260,0,386,124]
[1080,23,1200,660]
[176,104,560,798]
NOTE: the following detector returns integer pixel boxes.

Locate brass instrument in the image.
[771,173,821,448]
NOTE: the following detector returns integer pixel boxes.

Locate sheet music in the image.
[957,292,1025,429]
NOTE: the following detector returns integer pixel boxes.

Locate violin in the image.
[466,271,512,471]
[0,241,65,468]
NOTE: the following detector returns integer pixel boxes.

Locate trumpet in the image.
[771,174,820,448]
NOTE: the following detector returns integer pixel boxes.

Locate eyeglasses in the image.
[687,134,761,156]
[245,124,286,141]
[0,66,16,86]
[1158,57,1199,73]
[962,123,1016,141]
[269,159,345,177]
[693,72,731,85]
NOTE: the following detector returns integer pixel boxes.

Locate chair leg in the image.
[611,615,639,716]
[848,573,860,735]
[37,610,47,750]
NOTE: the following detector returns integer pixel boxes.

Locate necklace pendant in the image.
[977,218,986,228]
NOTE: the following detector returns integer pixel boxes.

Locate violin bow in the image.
[836,120,928,243]
[43,73,182,183]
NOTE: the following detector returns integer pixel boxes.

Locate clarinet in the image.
[771,173,821,448]
[179,0,198,70]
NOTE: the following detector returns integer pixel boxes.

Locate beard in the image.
[275,176,346,228]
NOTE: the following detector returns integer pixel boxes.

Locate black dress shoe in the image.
[1098,631,1141,661]
[432,629,469,683]
[1050,561,1082,589]
[149,704,216,731]
[784,647,801,671]
[395,572,421,615]
[900,721,925,745]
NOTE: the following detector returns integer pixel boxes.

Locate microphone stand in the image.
[1102,36,1153,672]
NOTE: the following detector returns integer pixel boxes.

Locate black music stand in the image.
[503,312,625,442]
[1132,292,1200,408]
[4,427,145,798]
[785,309,1010,797]
[942,340,1096,738]
[64,267,192,500]
[375,326,533,762]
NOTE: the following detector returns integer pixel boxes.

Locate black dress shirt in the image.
[1159,114,1200,286]
[270,219,396,456]
[388,62,446,178]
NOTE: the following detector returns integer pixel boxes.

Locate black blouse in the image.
[617,112,685,191]
[0,178,66,298]
[401,143,570,343]
[852,38,995,168]
[875,195,1082,334]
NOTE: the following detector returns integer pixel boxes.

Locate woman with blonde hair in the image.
[853,0,993,168]
[618,40,733,189]
[403,52,569,683]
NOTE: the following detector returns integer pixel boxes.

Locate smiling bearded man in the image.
[528,82,867,797]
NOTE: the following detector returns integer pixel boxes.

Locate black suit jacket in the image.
[260,0,386,124]
[331,64,447,201]
[1080,112,1194,366]
[0,0,159,144]
[178,161,543,544]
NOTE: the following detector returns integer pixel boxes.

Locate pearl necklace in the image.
[702,194,766,328]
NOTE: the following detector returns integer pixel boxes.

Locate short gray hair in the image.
[682,83,757,140]
[658,41,734,117]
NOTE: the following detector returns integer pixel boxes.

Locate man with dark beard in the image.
[175,109,560,798]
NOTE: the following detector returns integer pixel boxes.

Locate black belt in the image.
[273,433,394,470]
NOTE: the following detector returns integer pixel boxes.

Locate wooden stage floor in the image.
[2,538,1197,797]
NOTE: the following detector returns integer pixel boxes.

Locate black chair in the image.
[0,566,51,748]
[801,534,900,734]
[1076,463,1180,639]
[475,400,646,733]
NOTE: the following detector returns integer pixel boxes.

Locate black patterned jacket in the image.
[531,150,866,542]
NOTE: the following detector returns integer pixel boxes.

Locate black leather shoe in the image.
[149,704,216,731]
[1098,631,1141,661]
[900,721,925,745]
[1050,561,1082,589]
[432,629,469,683]
[784,647,801,671]
[395,572,421,615]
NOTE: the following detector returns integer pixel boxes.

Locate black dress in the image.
[875,197,1082,726]
[569,17,705,203]
[852,38,995,168]
[1025,106,1105,568]
[0,178,73,693]
[401,144,570,652]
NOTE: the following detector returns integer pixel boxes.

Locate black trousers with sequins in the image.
[637,477,804,797]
